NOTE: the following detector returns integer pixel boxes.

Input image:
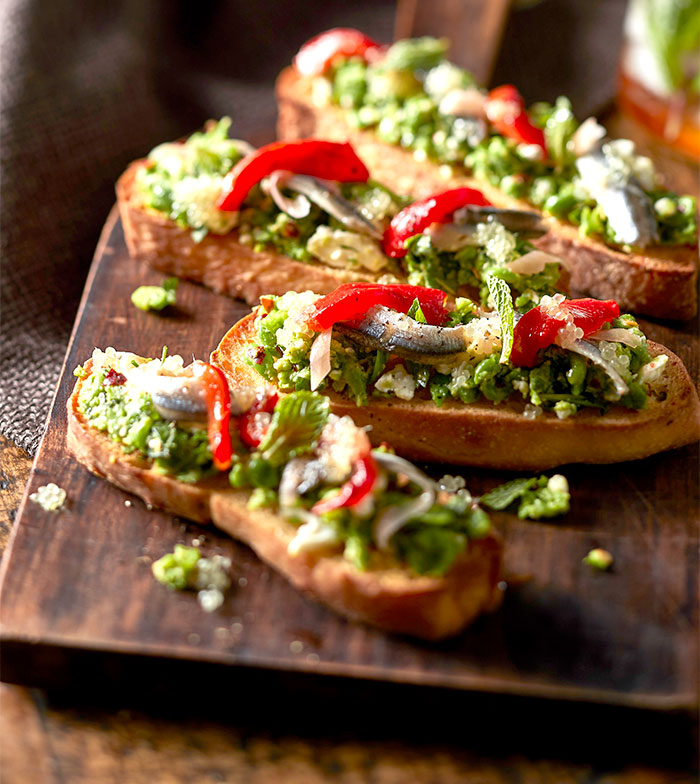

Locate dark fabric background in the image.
[0,0,626,455]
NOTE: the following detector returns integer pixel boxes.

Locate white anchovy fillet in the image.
[372,452,436,550]
[453,206,548,235]
[283,174,384,240]
[336,305,471,362]
[575,144,659,248]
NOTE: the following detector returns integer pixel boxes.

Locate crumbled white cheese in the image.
[192,555,232,613]
[638,354,668,385]
[547,474,569,494]
[425,62,471,101]
[307,226,388,272]
[170,175,239,234]
[474,220,518,266]
[374,364,416,400]
[438,474,466,493]
[287,517,341,556]
[272,290,322,349]
[523,403,542,419]
[30,483,66,512]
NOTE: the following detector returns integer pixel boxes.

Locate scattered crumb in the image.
[289,640,304,654]
[187,633,200,645]
[29,483,66,512]
[238,577,248,588]
[583,548,614,571]
[306,653,320,664]
[124,500,132,508]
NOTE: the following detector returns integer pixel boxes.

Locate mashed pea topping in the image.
[248,291,658,416]
[322,38,697,247]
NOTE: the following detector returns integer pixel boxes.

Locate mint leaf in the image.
[485,274,514,363]
[407,297,427,323]
[480,477,537,510]
[258,391,330,467]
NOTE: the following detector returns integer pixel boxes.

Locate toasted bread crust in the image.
[116,161,387,305]
[276,66,699,321]
[67,367,503,640]
[212,313,700,470]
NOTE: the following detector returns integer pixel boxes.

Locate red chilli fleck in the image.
[103,368,127,386]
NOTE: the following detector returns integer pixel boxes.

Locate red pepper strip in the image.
[382,187,491,258]
[510,298,620,367]
[485,84,547,154]
[305,282,449,331]
[294,28,384,77]
[239,392,279,448]
[217,140,370,212]
[312,454,378,515]
[191,362,233,471]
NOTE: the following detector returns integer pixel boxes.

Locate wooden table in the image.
[1,111,698,783]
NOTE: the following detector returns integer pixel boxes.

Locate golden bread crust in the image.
[116,161,387,306]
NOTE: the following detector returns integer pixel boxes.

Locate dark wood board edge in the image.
[0,206,697,713]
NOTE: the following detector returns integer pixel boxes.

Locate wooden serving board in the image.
[0,208,698,710]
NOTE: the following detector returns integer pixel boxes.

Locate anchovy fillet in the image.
[336,306,468,362]
[453,206,548,236]
[575,147,659,248]
[284,174,384,239]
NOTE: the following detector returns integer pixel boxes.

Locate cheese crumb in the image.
[30,483,66,512]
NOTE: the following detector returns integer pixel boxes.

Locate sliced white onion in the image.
[372,452,436,550]
[568,339,629,399]
[570,117,606,157]
[505,249,561,275]
[264,170,312,218]
[438,87,486,118]
[425,222,479,251]
[586,328,642,348]
[309,328,333,391]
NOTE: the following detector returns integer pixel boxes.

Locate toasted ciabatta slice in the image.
[116,160,388,305]
[276,66,698,321]
[67,362,503,640]
[212,312,700,470]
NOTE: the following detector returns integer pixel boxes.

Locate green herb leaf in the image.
[257,391,330,467]
[485,274,514,363]
[480,477,537,510]
[406,297,427,323]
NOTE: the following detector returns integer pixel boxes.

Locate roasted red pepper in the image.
[312,454,378,515]
[305,282,449,331]
[217,139,370,212]
[294,28,383,77]
[382,187,491,258]
[239,392,279,448]
[192,362,233,471]
[485,85,547,154]
[510,298,620,367]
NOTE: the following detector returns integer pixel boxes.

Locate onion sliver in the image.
[569,339,629,398]
[570,117,606,157]
[310,328,333,390]
[586,328,642,347]
[265,170,312,218]
[505,249,561,275]
[372,452,436,550]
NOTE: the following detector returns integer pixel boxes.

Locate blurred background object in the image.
[616,0,700,159]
